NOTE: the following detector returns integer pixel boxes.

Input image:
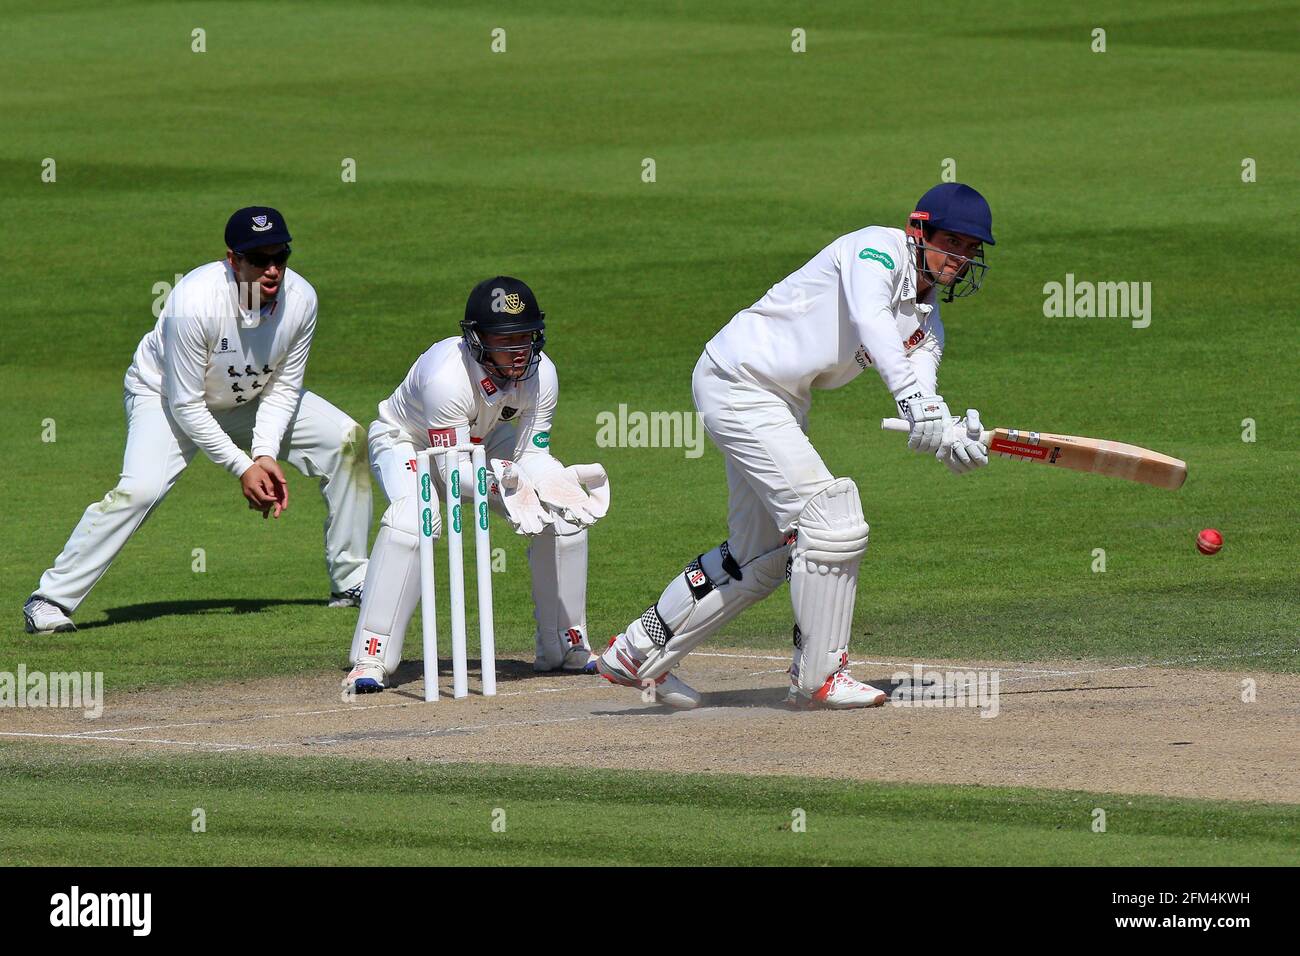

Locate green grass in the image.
[2,748,1295,865]
[2,0,1297,695]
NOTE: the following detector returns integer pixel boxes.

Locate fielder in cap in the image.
[24,207,372,634]
[342,276,610,693]
[597,184,995,709]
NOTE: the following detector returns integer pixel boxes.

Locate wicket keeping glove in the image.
[489,459,553,535]
[533,463,611,528]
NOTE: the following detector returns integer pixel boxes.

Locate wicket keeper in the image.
[343,276,609,693]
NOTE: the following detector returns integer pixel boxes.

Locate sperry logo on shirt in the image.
[859,247,895,270]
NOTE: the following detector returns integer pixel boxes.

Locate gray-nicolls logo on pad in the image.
[49,886,152,936]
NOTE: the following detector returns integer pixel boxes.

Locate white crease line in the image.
[308,709,680,746]
[2,707,681,754]
[9,646,1292,751]
[0,730,296,751]
[696,647,1297,682]
[72,683,587,738]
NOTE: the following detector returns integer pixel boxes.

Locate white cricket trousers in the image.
[35,390,372,612]
[692,349,837,564]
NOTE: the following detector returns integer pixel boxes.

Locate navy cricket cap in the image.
[224,206,292,253]
[912,184,995,245]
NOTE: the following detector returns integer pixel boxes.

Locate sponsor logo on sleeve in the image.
[479,376,498,396]
[427,427,457,448]
[859,247,895,270]
[532,431,550,448]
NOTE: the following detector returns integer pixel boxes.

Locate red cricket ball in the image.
[1196,528,1223,555]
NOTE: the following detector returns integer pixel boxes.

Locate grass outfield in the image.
[1,749,1296,866]
[2,1,1297,695]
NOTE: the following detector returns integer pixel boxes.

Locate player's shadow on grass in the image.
[77,598,322,629]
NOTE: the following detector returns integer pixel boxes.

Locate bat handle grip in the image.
[880,417,993,445]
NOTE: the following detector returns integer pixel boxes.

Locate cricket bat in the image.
[880,418,1187,490]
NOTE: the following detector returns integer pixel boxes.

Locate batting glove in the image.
[940,409,989,476]
[902,394,951,455]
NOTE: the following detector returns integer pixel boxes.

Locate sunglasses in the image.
[238,246,292,267]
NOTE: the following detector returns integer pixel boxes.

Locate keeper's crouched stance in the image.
[599,184,996,709]
[343,277,609,693]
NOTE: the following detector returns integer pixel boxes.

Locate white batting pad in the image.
[630,539,790,681]
[348,495,429,676]
[790,478,870,696]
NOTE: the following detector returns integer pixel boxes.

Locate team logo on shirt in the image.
[427,427,457,448]
[502,293,526,315]
[501,406,518,421]
[479,376,498,396]
[859,247,895,270]
[251,215,273,232]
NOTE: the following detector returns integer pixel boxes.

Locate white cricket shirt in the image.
[125,260,318,477]
[377,336,558,468]
[705,225,944,413]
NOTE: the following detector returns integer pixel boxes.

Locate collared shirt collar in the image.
[224,260,281,329]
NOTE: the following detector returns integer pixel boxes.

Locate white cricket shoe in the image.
[341,658,387,694]
[328,584,364,608]
[788,660,888,710]
[534,627,596,673]
[595,634,701,710]
[23,596,75,634]
[561,626,594,672]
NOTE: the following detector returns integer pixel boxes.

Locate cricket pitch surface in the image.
[3,647,1296,804]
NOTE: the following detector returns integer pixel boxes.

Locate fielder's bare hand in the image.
[241,456,290,519]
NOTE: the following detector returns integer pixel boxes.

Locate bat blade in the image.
[880,418,1187,490]
[988,429,1187,490]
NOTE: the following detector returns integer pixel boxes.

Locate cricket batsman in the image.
[23,207,372,633]
[342,276,609,693]
[597,183,995,709]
